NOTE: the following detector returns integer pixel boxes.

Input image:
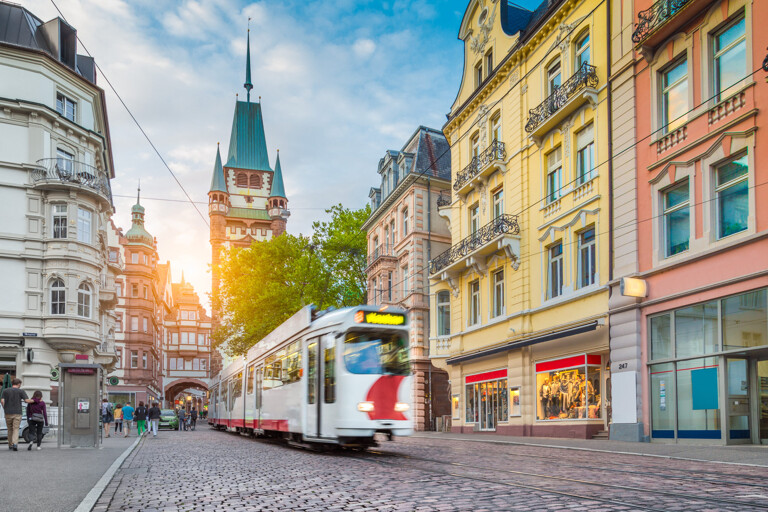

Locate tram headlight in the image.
[394,402,410,412]
[357,401,375,412]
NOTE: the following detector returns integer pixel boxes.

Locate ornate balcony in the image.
[453,140,506,196]
[32,158,113,204]
[429,214,520,281]
[436,193,451,208]
[631,0,715,58]
[365,245,397,271]
[525,63,598,141]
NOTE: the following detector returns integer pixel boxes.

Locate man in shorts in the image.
[121,401,135,437]
[1,378,34,451]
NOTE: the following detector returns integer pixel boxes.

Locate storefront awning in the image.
[446,320,600,365]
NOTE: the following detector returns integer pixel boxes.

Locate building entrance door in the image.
[478,381,497,431]
[726,358,750,444]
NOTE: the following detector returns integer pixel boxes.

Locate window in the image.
[116,283,122,297]
[387,271,392,301]
[236,173,248,187]
[546,148,562,203]
[485,49,493,78]
[713,16,746,102]
[130,351,138,369]
[469,204,480,234]
[469,280,480,326]
[324,342,335,403]
[143,317,148,333]
[491,113,501,142]
[575,124,595,185]
[384,225,390,252]
[198,334,205,345]
[715,154,748,238]
[548,242,564,299]
[143,286,148,299]
[56,93,76,122]
[492,269,504,318]
[249,174,261,188]
[116,349,122,369]
[56,148,74,174]
[536,357,601,420]
[247,365,255,394]
[193,358,200,370]
[142,352,148,369]
[131,253,138,264]
[575,32,590,68]
[50,279,65,315]
[131,283,138,297]
[470,133,480,160]
[181,332,189,344]
[437,291,450,336]
[402,264,409,296]
[77,283,91,317]
[52,204,67,239]
[172,332,178,344]
[547,60,561,94]
[201,359,207,371]
[131,316,138,331]
[390,219,396,245]
[661,58,688,133]
[578,228,596,288]
[662,180,689,256]
[474,61,483,88]
[492,188,503,219]
[402,207,409,236]
[181,310,188,320]
[372,236,379,257]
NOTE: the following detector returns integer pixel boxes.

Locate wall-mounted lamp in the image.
[620,277,648,298]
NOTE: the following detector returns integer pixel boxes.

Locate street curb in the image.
[411,434,768,468]
[72,435,144,512]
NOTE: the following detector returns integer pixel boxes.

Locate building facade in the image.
[609,0,768,444]
[208,31,289,374]
[431,0,610,438]
[363,126,453,431]
[0,2,118,403]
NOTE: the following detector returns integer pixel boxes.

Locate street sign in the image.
[22,332,38,337]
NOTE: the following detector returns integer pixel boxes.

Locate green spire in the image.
[209,144,227,193]
[126,181,153,247]
[270,150,286,199]
[244,26,253,103]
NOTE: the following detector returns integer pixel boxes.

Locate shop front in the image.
[647,287,768,444]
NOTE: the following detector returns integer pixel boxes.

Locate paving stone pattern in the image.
[94,428,768,512]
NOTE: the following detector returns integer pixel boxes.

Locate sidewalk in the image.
[413,431,768,466]
[2,433,137,512]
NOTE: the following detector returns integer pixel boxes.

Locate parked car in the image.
[0,404,50,443]
[158,409,179,430]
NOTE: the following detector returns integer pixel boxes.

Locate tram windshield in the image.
[343,331,410,375]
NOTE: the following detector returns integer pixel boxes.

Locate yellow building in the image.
[430,0,610,438]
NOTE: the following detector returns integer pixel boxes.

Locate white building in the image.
[0,2,119,402]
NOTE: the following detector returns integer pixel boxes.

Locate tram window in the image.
[224,381,230,410]
[343,331,410,375]
[233,371,243,400]
[324,344,336,404]
[255,367,263,409]
[263,355,276,390]
[246,365,255,395]
[307,341,317,404]
[286,346,302,384]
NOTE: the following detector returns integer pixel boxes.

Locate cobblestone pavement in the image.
[94,427,768,512]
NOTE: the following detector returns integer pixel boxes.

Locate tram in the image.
[208,305,413,448]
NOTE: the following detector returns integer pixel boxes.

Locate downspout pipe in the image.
[607,0,614,283]
[427,177,433,431]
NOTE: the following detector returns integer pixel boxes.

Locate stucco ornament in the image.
[475,104,490,148]
[469,1,497,55]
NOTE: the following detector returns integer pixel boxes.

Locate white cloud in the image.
[352,38,376,58]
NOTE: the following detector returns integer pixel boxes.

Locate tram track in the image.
[344,448,768,511]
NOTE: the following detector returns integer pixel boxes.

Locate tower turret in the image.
[208,144,228,301]
[268,150,289,236]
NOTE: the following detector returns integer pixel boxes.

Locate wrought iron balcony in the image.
[632,0,691,44]
[453,140,506,195]
[366,245,397,270]
[436,194,451,208]
[525,63,599,136]
[32,158,113,203]
[429,214,520,275]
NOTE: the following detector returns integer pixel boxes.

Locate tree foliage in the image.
[212,203,370,356]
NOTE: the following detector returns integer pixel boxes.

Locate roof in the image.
[209,144,227,193]
[227,207,271,221]
[403,126,451,180]
[225,100,272,172]
[270,152,286,198]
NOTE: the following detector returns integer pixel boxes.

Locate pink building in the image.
[609,0,768,444]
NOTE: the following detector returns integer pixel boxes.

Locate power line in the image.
[49,0,210,228]
[112,194,329,210]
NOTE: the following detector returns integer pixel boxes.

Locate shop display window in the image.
[452,394,460,420]
[509,386,521,417]
[535,355,602,421]
[465,373,508,430]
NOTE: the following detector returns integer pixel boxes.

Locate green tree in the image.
[212,204,370,356]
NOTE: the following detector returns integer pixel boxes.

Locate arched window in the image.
[436,291,450,336]
[250,174,261,188]
[77,283,91,318]
[236,173,248,187]
[51,279,65,315]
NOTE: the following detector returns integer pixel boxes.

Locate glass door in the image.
[727,358,750,443]
[758,360,768,444]
[478,381,497,431]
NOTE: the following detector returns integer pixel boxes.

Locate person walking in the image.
[122,402,135,438]
[1,378,33,451]
[134,401,148,436]
[148,402,161,437]
[101,398,114,437]
[177,407,186,431]
[190,407,198,431]
[26,391,48,450]
[113,404,123,434]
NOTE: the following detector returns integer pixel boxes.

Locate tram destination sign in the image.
[354,311,406,326]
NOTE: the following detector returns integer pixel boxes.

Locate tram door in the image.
[305,338,321,437]
[305,335,336,439]
[255,367,263,430]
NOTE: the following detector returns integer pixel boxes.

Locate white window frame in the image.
[575,124,595,185]
[131,316,138,331]
[546,148,562,203]
[131,253,139,264]
[661,57,688,134]
[575,31,590,68]
[56,148,74,174]
[470,133,480,159]
[547,59,561,95]
[578,227,597,288]
[130,350,138,369]
[713,14,746,102]
[491,113,501,142]
[402,264,409,297]
[77,283,91,318]
[662,180,690,257]
[77,208,92,244]
[714,153,749,240]
[56,92,76,122]
[142,352,148,369]
[50,278,65,315]
[469,280,480,326]
[470,204,480,234]
[548,242,564,299]
[52,204,68,239]
[402,207,409,236]
[436,290,450,336]
[491,269,505,318]
[143,317,148,333]
[492,188,504,219]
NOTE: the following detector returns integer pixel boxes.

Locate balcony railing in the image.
[366,245,396,269]
[632,0,691,44]
[32,158,113,202]
[453,140,506,192]
[429,214,519,275]
[525,63,599,134]
[98,339,116,354]
[436,194,451,208]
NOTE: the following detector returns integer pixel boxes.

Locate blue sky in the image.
[20,0,543,306]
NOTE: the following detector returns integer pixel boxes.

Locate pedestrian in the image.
[1,378,34,451]
[134,401,148,436]
[26,390,48,450]
[101,398,114,437]
[148,402,161,437]
[177,407,186,431]
[190,407,198,431]
[113,403,123,434]
[122,401,135,437]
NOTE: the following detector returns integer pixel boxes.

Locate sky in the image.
[20,0,542,310]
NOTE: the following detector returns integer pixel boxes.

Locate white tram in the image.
[208,305,413,447]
